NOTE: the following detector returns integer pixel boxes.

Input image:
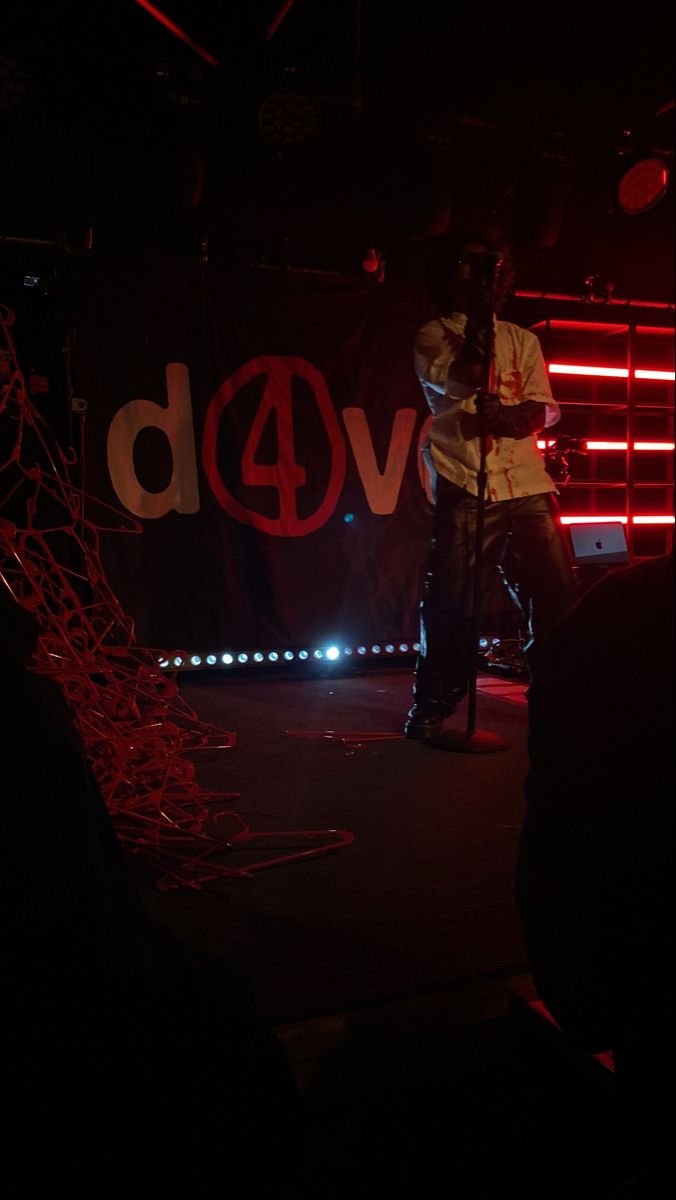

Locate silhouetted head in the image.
[428,221,515,315]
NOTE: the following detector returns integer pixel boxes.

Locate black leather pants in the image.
[414,479,579,714]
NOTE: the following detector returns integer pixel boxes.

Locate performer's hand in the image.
[476,395,547,439]
[459,410,482,441]
[475,390,501,428]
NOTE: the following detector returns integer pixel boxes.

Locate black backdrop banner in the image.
[75,252,437,652]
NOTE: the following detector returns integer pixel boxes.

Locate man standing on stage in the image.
[405,223,578,739]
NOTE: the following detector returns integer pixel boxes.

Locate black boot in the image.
[404,704,444,740]
[404,667,463,740]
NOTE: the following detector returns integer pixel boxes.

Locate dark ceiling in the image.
[1,1,674,299]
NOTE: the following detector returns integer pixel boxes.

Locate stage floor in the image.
[141,666,531,1030]
[133,670,641,1195]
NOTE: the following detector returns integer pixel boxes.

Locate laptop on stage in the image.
[568,522,629,566]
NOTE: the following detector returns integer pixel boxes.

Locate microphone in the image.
[475,250,503,274]
[468,251,504,296]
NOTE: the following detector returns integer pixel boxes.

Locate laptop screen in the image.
[568,522,629,565]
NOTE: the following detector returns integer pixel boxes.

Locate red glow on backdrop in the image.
[0,305,352,887]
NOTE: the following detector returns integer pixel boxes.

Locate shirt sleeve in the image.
[521,332,560,428]
[413,321,474,411]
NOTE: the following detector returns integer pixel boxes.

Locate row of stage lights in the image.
[158,641,423,671]
[157,637,510,673]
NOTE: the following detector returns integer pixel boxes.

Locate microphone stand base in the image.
[426,728,511,753]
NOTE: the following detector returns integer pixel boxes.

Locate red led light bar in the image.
[560,516,674,525]
[547,363,675,381]
[549,364,627,378]
[561,516,627,524]
[537,440,674,451]
[584,441,628,450]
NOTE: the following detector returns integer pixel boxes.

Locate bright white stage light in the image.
[206,655,217,665]
[284,650,295,660]
[173,656,183,667]
[222,653,234,664]
[299,650,309,660]
[326,646,340,660]
[190,655,202,666]
[268,651,279,662]
[254,652,264,662]
[238,653,248,663]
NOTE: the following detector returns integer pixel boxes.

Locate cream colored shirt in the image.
[414,313,559,501]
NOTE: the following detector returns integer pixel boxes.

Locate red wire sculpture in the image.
[0,304,353,888]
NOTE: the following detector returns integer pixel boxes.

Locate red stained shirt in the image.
[414,313,559,501]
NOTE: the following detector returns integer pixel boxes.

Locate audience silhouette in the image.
[518,552,674,1193]
[1,587,306,1194]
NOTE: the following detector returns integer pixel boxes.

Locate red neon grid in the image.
[537,327,674,552]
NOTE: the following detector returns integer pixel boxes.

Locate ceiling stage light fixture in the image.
[258,88,321,147]
[618,157,670,214]
[0,51,28,114]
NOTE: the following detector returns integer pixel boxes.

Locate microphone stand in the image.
[429,271,510,753]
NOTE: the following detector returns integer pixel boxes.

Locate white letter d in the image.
[107,363,200,518]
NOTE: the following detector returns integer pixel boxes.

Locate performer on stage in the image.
[405,222,578,739]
